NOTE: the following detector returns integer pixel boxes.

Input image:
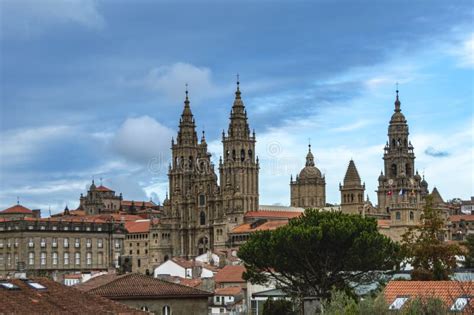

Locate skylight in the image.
[450,297,469,311]
[27,282,46,290]
[0,282,19,290]
[389,297,409,310]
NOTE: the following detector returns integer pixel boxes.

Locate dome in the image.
[414,172,421,181]
[390,111,406,123]
[299,165,322,179]
[378,172,385,181]
[421,176,428,187]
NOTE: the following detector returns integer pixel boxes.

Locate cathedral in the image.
[155,81,259,259]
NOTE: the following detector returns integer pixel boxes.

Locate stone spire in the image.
[227,78,250,139]
[394,88,401,113]
[343,160,362,186]
[305,144,315,167]
[177,87,198,146]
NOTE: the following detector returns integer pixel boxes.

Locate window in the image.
[28,238,34,248]
[86,252,92,265]
[40,238,46,248]
[64,253,69,265]
[14,238,19,248]
[75,252,80,265]
[138,259,141,268]
[162,305,171,315]
[389,297,409,310]
[75,238,80,248]
[52,252,58,265]
[7,254,11,266]
[40,252,46,266]
[199,194,206,206]
[98,252,103,265]
[86,238,92,248]
[28,252,34,265]
[409,211,414,221]
[0,239,3,248]
[0,254,3,266]
[114,239,120,249]
[200,211,206,225]
[395,212,401,220]
[451,297,469,311]
[97,239,103,248]
[64,238,69,248]
[52,237,57,248]
[141,306,149,311]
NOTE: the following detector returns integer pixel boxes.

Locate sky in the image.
[0,0,473,214]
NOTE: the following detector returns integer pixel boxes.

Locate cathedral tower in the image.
[340,160,365,214]
[376,90,428,236]
[290,144,326,208]
[168,89,220,258]
[219,80,259,224]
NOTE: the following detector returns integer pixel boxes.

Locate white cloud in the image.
[450,33,474,69]
[1,0,105,38]
[111,116,174,166]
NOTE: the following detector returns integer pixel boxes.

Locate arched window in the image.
[164,255,169,262]
[200,211,206,225]
[395,211,401,220]
[248,149,253,159]
[404,139,407,147]
[241,149,245,162]
[351,194,354,202]
[188,156,193,168]
[392,139,396,147]
[406,163,411,177]
[409,211,414,221]
[232,150,236,161]
[162,305,171,315]
[141,306,149,311]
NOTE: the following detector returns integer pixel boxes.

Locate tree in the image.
[401,196,461,280]
[238,209,400,299]
[462,234,474,268]
[262,299,296,315]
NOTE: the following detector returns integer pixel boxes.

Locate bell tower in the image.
[219,79,259,224]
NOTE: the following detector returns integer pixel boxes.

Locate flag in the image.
[387,190,392,196]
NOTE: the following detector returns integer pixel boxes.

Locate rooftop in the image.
[0,204,33,214]
[0,277,144,314]
[125,220,151,233]
[81,273,212,299]
[231,220,288,234]
[215,265,246,283]
[215,286,243,296]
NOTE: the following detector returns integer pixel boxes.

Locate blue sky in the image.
[0,0,472,214]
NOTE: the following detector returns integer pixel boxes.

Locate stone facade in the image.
[0,217,125,278]
[290,145,326,208]
[340,160,365,214]
[155,82,259,260]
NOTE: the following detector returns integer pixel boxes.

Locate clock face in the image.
[388,179,394,186]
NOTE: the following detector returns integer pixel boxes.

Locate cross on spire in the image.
[17,196,20,205]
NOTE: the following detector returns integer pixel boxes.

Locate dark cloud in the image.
[424,147,450,158]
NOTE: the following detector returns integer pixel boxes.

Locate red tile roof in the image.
[83,273,212,299]
[96,185,113,192]
[0,277,144,314]
[215,286,243,296]
[125,220,151,233]
[231,220,288,233]
[384,281,474,311]
[244,211,302,219]
[1,204,33,214]
[215,265,246,283]
[450,215,474,222]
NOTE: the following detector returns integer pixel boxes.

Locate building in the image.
[461,197,474,215]
[376,91,432,241]
[0,203,41,220]
[0,277,144,314]
[154,257,216,279]
[339,160,365,214]
[215,265,246,289]
[124,219,152,274]
[78,273,213,315]
[154,81,259,260]
[211,286,245,315]
[0,213,125,278]
[384,280,474,313]
[449,214,474,241]
[290,144,326,208]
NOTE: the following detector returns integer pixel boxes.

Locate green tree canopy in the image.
[401,196,461,280]
[238,209,400,298]
[462,234,474,269]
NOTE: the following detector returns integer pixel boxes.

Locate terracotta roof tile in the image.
[231,220,288,233]
[450,215,474,222]
[384,280,474,311]
[215,265,246,283]
[85,273,212,299]
[95,185,113,192]
[215,286,243,296]
[122,200,157,208]
[1,204,33,214]
[125,220,150,233]
[0,277,144,314]
[244,211,302,219]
